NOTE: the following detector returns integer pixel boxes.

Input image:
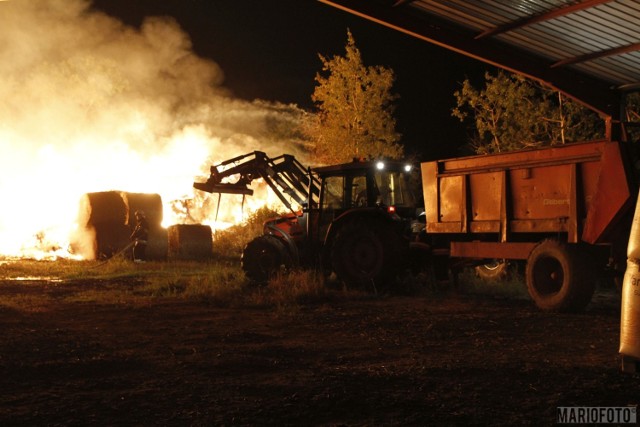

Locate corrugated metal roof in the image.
[319,0,640,123]
[411,0,640,88]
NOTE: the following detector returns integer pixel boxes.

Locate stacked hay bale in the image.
[167,224,213,261]
[73,191,130,260]
[71,191,213,261]
[120,192,168,261]
[71,191,168,260]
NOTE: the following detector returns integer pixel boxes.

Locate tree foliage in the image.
[303,30,403,165]
[626,92,640,142]
[452,71,604,154]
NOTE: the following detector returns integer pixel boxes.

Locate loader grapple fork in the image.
[193,151,320,211]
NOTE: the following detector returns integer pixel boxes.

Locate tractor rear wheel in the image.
[242,235,290,283]
[331,221,402,289]
[525,240,595,312]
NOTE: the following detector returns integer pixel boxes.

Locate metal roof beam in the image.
[552,42,640,68]
[318,0,621,119]
[392,0,418,6]
[475,0,615,40]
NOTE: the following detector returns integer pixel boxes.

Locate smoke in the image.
[0,0,310,257]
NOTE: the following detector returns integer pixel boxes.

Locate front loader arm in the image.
[193,151,320,211]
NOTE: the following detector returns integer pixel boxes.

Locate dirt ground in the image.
[0,277,638,426]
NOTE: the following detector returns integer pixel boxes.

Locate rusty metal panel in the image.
[450,241,538,260]
[511,219,569,233]
[469,221,500,233]
[469,172,502,221]
[421,161,439,227]
[582,141,634,243]
[439,175,464,223]
[509,164,572,221]
[439,139,603,173]
[579,160,601,216]
[422,140,633,241]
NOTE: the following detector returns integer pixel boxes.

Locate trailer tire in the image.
[242,235,290,283]
[525,240,595,312]
[331,221,399,289]
[475,260,509,281]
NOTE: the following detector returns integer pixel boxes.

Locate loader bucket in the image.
[193,181,254,195]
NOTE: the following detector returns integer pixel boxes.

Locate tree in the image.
[304,30,403,165]
[626,92,640,141]
[452,71,604,154]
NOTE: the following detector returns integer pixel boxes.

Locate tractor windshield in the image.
[374,170,417,207]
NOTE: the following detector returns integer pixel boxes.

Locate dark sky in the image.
[91,0,491,160]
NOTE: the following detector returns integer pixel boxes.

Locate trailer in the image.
[419,139,638,312]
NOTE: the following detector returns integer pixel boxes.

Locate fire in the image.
[0,0,308,259]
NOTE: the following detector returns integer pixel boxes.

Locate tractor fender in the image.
[265,224,300,267]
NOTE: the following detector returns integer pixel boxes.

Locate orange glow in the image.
[0,0,308,259]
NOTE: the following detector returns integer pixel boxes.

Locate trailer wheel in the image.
[475,260,509,281]
[331,221,400,288]
[242,235,290,283]
[525,240,595,312]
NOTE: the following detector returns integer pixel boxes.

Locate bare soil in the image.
[0,278,638,426]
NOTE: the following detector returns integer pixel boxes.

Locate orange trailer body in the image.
[421,140,636,261]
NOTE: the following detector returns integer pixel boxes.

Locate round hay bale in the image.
[93,222,131,259]
[121,192,163,229]
[145,225,169,261]
[77,191,127,227]
[167,224,213,261]
[69,223,131,260]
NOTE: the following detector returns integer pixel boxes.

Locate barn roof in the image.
[319,0,640,125]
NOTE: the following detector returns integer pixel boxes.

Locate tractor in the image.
[194,151,421,287]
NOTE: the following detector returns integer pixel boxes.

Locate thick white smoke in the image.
[0,0,310,258]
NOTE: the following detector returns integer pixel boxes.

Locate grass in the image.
[0,251,532,312]
[456,263,529,300]
[0,255,531,314]
[0,255,375,312]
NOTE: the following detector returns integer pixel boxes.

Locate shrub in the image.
[213,206,284,259]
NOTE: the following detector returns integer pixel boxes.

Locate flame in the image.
[0,0,308,259]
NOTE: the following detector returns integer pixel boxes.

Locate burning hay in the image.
[121,192,163,227]
[0,0,309,260]
[77,191,128,226]
[167,224,213,261]
[72,191,168,260]
[121,192,168,261]
[73,192,130,259]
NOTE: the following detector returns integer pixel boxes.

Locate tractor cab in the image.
[309,158,421,251]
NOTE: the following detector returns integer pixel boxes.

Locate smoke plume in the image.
[0,0,308,257]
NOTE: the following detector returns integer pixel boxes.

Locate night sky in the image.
[90,0,491,160]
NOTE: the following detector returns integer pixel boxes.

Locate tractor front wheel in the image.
[242,235,290,283]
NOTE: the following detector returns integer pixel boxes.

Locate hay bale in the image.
[145,225,169,261]
[70,223,131,260]
[77,191,127,227]
[73,191,167,260]
[167,224,213,261]
[121,192,163,228]
[94,223,131,259]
